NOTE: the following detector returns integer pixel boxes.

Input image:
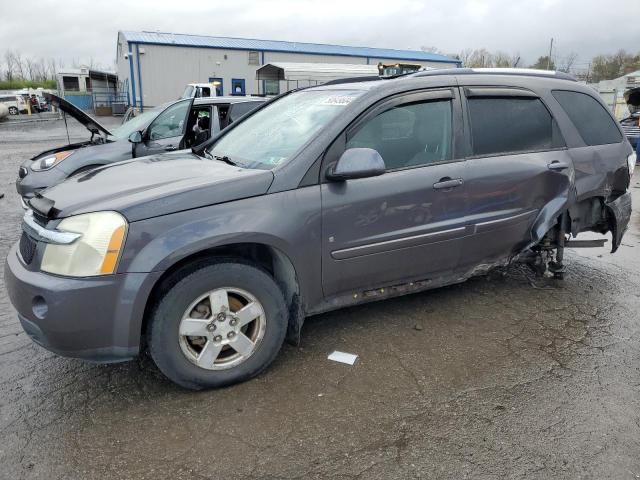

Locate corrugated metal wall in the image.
[116,32,460,108]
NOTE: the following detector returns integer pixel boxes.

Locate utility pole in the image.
[547,38,554,70]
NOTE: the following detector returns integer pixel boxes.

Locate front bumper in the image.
[16,164,67,200]
[4,244,162,363]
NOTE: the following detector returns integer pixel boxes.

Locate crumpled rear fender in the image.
[530,195,571,245]
[606,192,632,253]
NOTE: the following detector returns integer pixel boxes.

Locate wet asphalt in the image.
[0,118,639,479]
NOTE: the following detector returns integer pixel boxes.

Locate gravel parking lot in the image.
[1,119,640,479]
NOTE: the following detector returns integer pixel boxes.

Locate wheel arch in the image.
[140,241,305,350]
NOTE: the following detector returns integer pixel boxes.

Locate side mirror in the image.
[327,148,386,181]
[128,131,143,144]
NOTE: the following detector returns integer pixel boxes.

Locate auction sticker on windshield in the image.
[320,95,358,106]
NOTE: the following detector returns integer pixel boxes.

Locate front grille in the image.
[19,233,37,265]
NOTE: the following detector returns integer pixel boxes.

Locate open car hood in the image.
[44,92,113,137]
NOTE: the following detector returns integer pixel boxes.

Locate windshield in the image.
[208,89,364,169]
[182,85,195,99]
[109,105,165,140]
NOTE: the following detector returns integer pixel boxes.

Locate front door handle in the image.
[165,145,178,151]
[433,177,464,190]
[547,161,569,171]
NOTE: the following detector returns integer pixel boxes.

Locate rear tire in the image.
[148,261,288,390]
[8,107,18,115]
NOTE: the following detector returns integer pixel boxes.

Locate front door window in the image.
[147,101,190,140]
[346,99,453,169]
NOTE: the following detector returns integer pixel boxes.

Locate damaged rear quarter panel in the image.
[606,192,633,252]
[566,143,631,202]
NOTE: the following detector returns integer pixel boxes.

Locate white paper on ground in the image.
[327,351,359,365]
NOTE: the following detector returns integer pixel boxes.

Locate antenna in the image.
[62,110,70,145]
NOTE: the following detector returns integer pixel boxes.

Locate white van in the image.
[0,94,27,115]
[181,82,220,99]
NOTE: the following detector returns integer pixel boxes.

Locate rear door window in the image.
[228,101,262,124]
[467,96,561,156]
[552,90,622,145]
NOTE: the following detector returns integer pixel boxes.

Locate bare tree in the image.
[47,58,58,81]
[4,50,16,82]
[557,52,578,73]
[458,48,474,66]
[36,58,47,82]
[493,51,513,68]
[25,57,36,81]
[13,51,25,80]
[466,49,494,68]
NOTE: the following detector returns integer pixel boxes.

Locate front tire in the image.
[148,261,288,390]
[8,106,18,115]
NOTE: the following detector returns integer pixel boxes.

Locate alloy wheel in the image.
[178,287,266,370]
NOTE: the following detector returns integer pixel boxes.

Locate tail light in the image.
[629,152,637,178]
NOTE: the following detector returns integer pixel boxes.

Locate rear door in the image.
[459,87,573,268]
[321,89,468,297]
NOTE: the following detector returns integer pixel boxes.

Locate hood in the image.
[44,93,113,137]
[30,152,274,222]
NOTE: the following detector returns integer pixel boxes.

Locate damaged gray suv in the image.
[5,68,634,389]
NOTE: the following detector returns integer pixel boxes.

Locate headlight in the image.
[628,152,637,178]
[41,211,127,277]
[31,151,73,171]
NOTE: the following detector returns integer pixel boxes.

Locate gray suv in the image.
[5,69,634,389]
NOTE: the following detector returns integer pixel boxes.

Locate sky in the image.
[1,0,639,70]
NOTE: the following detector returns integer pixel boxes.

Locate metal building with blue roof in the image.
[117,30,461,108]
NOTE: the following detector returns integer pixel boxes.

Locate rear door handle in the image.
[165,145,178,151]
[433,178,464,190]
[547,161,569,171]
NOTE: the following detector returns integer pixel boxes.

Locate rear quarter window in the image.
[552,90,622,146]
[467,97,562,156]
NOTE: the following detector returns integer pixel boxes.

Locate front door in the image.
[321,89,468,297]
[459,87,574,268]
[135,99,192,156]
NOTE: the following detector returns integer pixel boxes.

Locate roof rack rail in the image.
[324,67,436,85]
[412,67,577,82]
[322,76,382,86]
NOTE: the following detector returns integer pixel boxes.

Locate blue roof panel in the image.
[121,31,461,64]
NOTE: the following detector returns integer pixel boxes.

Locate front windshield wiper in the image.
[214,155,241,167]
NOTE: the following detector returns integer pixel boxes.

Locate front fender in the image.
[118,187,322,307]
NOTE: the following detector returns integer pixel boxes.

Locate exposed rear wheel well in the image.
[141,243,302,349]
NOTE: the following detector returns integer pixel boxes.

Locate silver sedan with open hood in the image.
[15,93,265,204]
